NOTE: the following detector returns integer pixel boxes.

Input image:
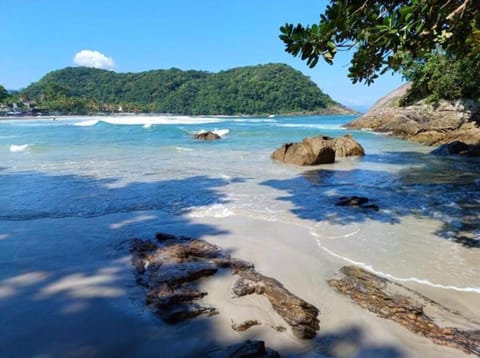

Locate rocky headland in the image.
[346,83,480,147]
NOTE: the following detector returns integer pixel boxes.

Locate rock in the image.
[346,83,480,146]
[431,141,480,156]
[335,196,369,207]
[272,141,335,166]
[155,232,178,242]
[335,196,379,211]
[225,340,280,358]
[272,134,364,166]
[194,131,221,140]
[331,134,365,157]
[231,320,261,332]
[328,266,480,356]
[131,236,225,323]
[161,303,217,324]
[131,233,320,339]
[232,269,320,339]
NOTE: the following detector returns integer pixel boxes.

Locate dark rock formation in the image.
[232,270,320,339]
[328,266,480,356]
[224,340,280,358]
[431,141,480,157]
[335,196,379,211]
[194,131,221,140]
[271,134,364,166]
[130,233,320,340]
[346,83,480,146]
[231,320,261,332]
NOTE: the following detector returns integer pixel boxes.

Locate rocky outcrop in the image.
[328,266,480,356]
[207,340,280,358]
[271,134,364,166]
[194,131,221,140]
[346,83,480,146]
[130,233,320,339]
[231,269,320,339]
[431,141,480,157]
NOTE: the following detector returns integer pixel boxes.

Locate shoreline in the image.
[2,114,478,357]
[0,109,359,122]
[1,210,476,357]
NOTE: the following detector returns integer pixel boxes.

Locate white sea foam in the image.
[314,236,480,294]
[275,123,345,130]
[195,129,230,137]
[74,119,100,127]
[187,204,234,218]
[213,129,229,137]
[102,116,223,126]
[9,144,30,152]
[71,115,227,127]
[175,146,193,152]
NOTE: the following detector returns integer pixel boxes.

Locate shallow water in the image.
[1,114,480,294]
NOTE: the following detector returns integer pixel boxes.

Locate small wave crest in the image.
[175,146,193,152]
[9,144,30,152]
[73,119,100,127]
[194,129,230,138]
[275,123,344,130]
[314,236,480,294]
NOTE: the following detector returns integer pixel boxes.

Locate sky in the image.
[0,0,404,111]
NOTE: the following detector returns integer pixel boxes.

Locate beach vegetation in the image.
[0,85,9,102]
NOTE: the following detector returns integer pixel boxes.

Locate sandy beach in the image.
[1,208,478,357]
[1,115,479,357]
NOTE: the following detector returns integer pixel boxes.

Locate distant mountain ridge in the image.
[22,64,353,115]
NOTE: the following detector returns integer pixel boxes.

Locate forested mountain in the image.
[21,64,348,115]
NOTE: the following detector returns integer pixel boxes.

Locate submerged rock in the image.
[431,141,480,156]
[130,233,320,340]
[328,266,480,356]
[272,134,364,166]
[194,131,221,140]
[335,196,379,211]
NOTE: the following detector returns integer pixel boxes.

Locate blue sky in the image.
[1,0,404,111]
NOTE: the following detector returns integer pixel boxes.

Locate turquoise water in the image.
[1,114,480,290]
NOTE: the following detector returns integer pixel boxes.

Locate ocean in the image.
[1,114,479,290]
[1,114,480,356]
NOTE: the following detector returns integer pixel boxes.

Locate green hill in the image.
[22,64,349,115]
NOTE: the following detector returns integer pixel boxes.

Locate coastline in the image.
[345,84,480,146]
[0,107,358,122]
[2,114,479,357]
[1,209,476,357]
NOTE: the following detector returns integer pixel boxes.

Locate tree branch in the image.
[446,0,470,21]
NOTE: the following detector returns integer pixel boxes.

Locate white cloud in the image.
[73,50,116,70]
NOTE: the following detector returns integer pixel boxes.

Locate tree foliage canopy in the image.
[0,85,8,102]
[280,0,480,85]
[22,64,339,115]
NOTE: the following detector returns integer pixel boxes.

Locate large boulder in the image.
[272,134,364,166]
[194,131,220,140]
